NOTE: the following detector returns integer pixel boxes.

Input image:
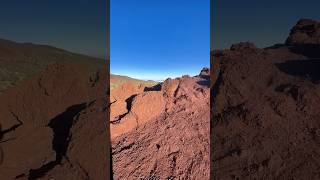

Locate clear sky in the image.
[110,0,210,80]
[0,0,107,58]
[213,0,320,50]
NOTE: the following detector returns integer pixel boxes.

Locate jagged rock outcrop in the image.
[0,63,109,180]
[211,19,320,179]
[111,70,210,179]
[286,19,320,45]
[200,67,210,76]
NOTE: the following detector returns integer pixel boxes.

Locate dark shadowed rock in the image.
[286,19,320,45]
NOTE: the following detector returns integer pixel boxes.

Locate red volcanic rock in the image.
[162,78,180,98]
[111,81,145,101]
[110,82,145,120]
[110,101,128,121]
[0,63,109,179]
[130,91,165,125]
[110,82,146,126]
[0,63,89,179]
[286,19,320,45]
[211,20,320,179]
[110,91,165,139]
[111,69,210,179]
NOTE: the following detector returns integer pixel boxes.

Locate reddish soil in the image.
[211,19,320,179]
[111,69,210,179]
[0,63,110,179]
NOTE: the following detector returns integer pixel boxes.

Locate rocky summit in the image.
[286,19,320,45]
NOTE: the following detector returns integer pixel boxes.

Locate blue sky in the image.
[213,0,320,50]
[0,0,107,58]
[110,0,210,80]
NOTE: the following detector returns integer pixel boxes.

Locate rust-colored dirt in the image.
[111,69,210,179]
[211,19,320,179]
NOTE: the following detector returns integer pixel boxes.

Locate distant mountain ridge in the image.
[110,74,158,90]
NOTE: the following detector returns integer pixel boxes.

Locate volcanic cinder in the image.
[111,68,210,179]
[211,19,320,179]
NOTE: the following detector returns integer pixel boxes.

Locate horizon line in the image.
[110,71,201,81]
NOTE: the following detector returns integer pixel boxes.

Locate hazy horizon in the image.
[111,68,206,81]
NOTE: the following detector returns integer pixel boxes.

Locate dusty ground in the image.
[211,19,320,179]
